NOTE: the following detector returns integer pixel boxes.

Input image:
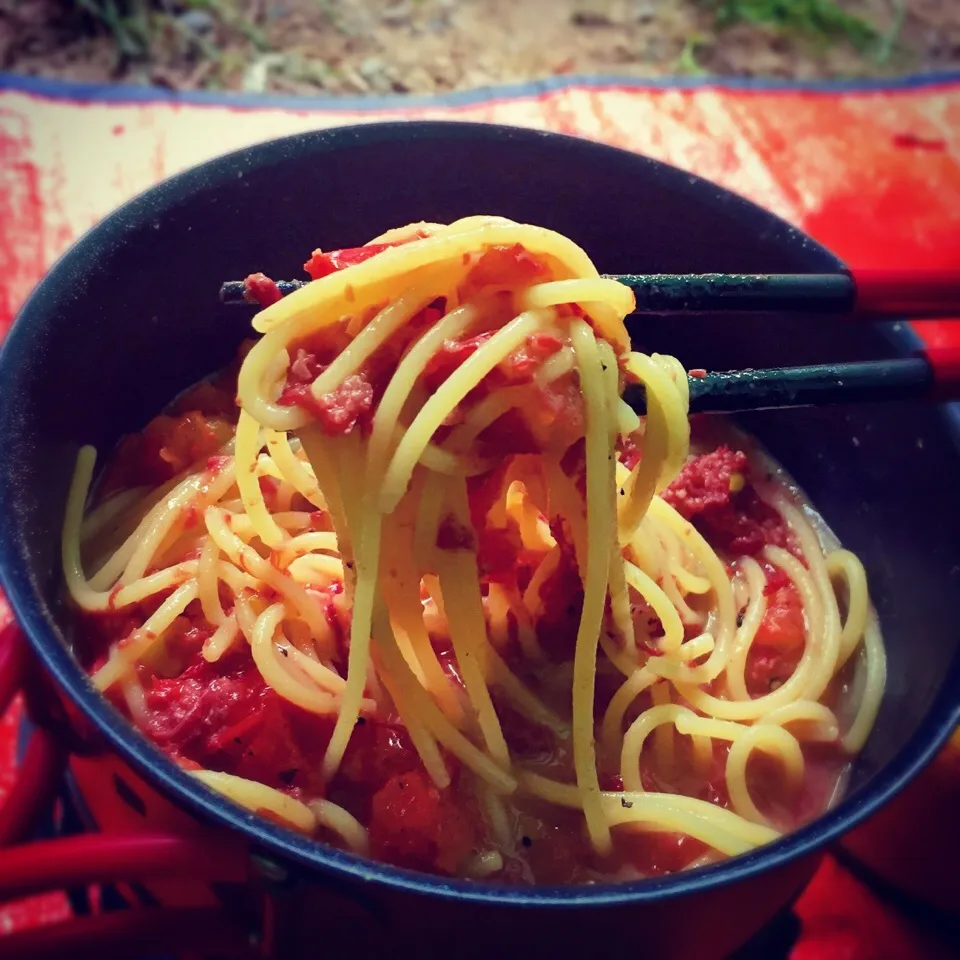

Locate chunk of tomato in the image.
[303,243,395,279]
[617,827,707,877]
[755,584,805,651]
[465,244,547,290]
[369,770,475,875]
[745,644,803,698]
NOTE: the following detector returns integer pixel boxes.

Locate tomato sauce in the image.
[75,247,863,885]
[271,245,584,449]
[661,445,792,555]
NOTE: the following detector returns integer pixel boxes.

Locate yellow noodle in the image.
[761,701,840,743]
[92,580,199,690]
[600,666,658,760]
[192,769,316,834]
[828,549,870,673]
[197,534,224,626]
[286,553,345,585]
[618,353,689,542]
[724,557,768,701]
[679,546,822,720]
[372,608,516,794]
[601,793,780,856]
[202,614,240,663]
[624,560,684,655]
[380,310,550,512]
[438,479,511,768]
[228,512,315,540]
[569,319,614,854]
[204,507,330,646]
[235,410,286,548]
[251,604,338,716]
[650,681,677,776]
[725,725,805,826]
[309,269,454,400]
[843,618,886,754]
[265,430,325,508]
[309,799,370,855]
[375,655,450,789]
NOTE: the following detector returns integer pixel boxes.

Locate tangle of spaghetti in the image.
[63,217,886,882]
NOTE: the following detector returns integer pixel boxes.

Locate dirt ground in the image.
[1,1,959,96]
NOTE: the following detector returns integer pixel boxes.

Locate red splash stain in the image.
[892,132,947,151]
[587,89,628,149]
[539,91,580,137]
[42,149,74,263]
[0,110,44,336]
[151,135,166,183]
[803,173,960,337]
[112,124,125,136]
[803,182,960,270]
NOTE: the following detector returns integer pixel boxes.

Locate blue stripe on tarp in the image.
[1,69,960,113]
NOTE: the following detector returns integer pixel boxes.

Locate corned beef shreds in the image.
[662,447,789,556]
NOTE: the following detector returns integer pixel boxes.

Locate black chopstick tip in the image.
[219,281,248,304]
[220,278,308,305]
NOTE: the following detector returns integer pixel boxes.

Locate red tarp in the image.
[0,72,958,956]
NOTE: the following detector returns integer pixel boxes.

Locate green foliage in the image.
[704,0,879,52]
[74,0,156,59]
[676,34,709,76]
[71,0,269,68]
[184,0,270,51]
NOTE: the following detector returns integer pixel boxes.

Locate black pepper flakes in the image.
[521,836,533,848]
[355,716,366,726]
[279,647,289,658]
[736,612,744,627]
[278,769,298,786]
[620,798,634,809]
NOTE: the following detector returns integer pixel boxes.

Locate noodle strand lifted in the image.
[63,217,885,884]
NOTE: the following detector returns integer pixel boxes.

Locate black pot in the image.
[0,122,957,959]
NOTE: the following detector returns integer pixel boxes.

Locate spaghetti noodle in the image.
[63,217,886,883]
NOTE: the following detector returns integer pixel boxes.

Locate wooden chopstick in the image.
[219,269,960,319]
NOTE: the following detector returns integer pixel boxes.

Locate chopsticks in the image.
[216,271,960,415]
[219,268,960,319]
[616,269,960,318]
[634,348,960,416]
